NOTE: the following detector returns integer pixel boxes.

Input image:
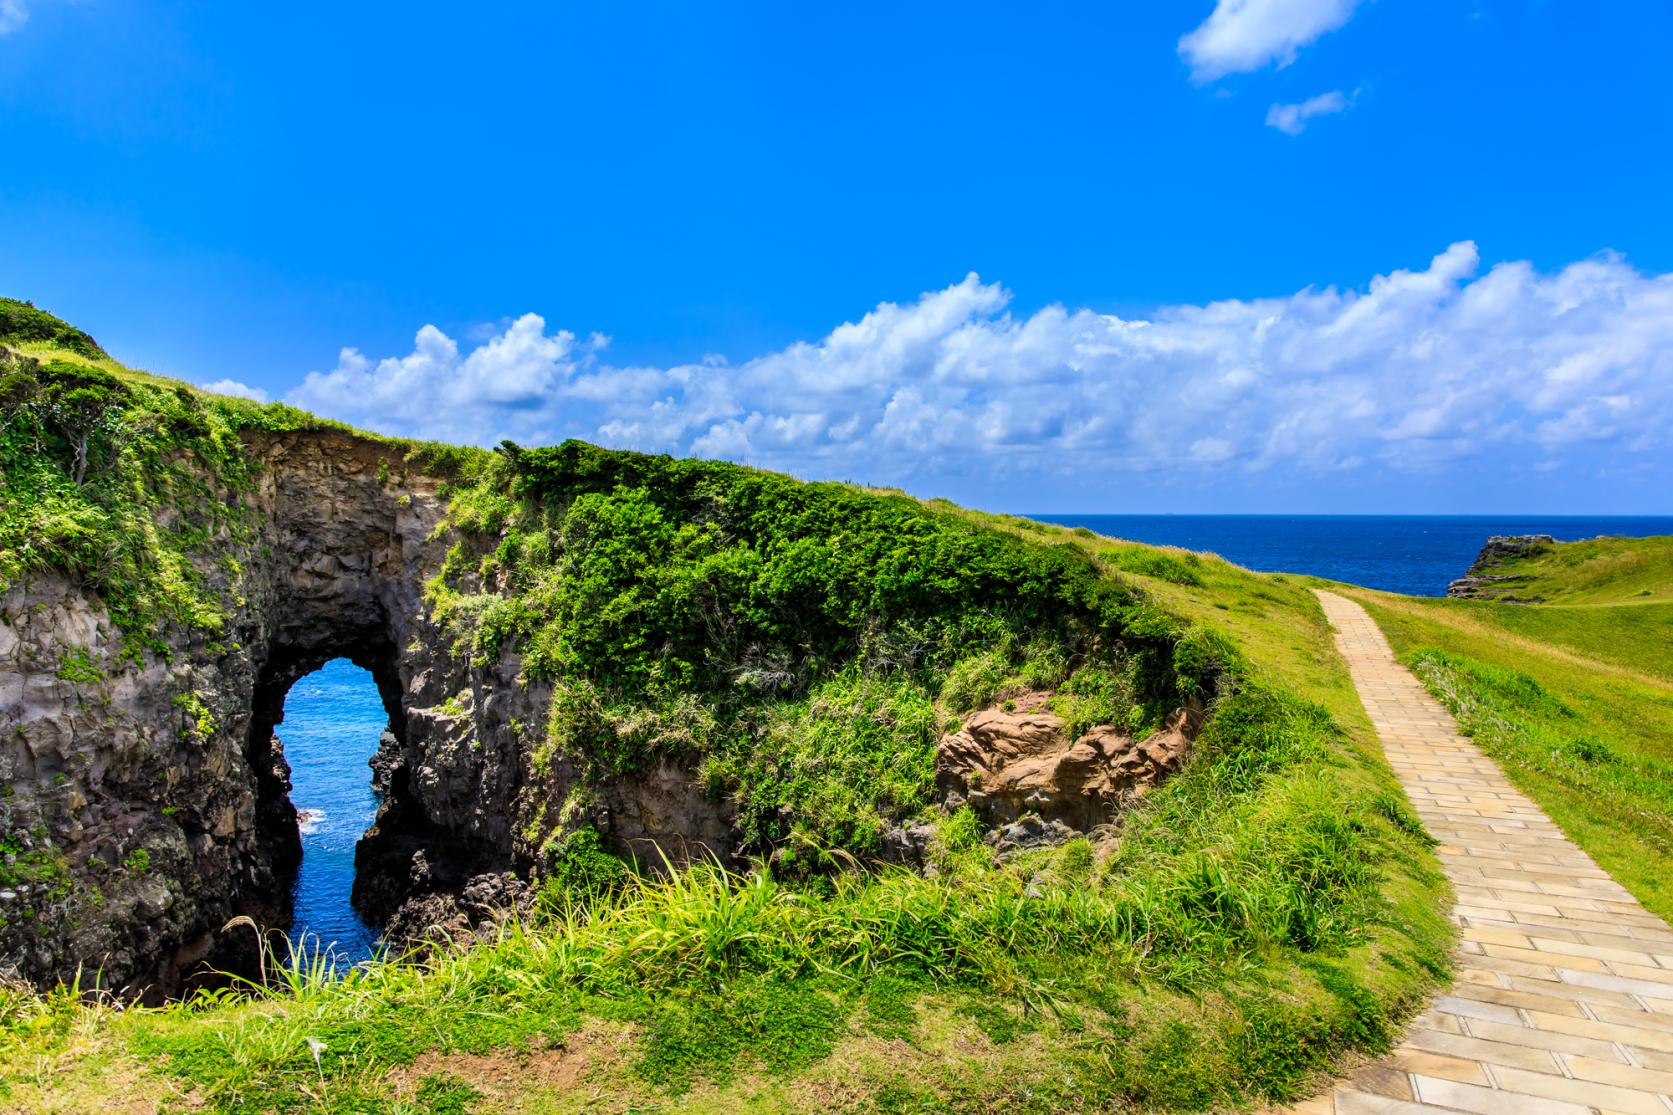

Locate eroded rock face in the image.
[936,693,1198,837]
[0,574,291,998]
[0,427,732,996]
[1447,535,1556,602]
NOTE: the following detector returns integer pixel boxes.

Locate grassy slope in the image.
[0,316,1451,1114]
[1331,535,1673,922]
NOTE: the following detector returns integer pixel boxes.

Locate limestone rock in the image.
[990,814,1081,857]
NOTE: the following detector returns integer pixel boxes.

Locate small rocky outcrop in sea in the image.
[934,691,1198,843]
[1446,534,1555,601]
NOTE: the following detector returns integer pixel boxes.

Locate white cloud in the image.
[286,243,1673,504]
[199,379,269,403]
[0,0,26,35]
[1180,0,1363,81]
[288,313,588,444]
[1266,89,1350,134]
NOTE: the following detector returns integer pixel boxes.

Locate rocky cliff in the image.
[0,423,751,997]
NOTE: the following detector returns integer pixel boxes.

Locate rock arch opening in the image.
[272,658,386,962]
[1,429,525,999]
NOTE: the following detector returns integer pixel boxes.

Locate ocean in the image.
[279,515,1673,957]
[1032,515,1673,598]
[280,658,386,964]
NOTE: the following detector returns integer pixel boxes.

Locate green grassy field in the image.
[1331,534,1673,922]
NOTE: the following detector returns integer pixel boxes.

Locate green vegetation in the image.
[427,439,1213,866]
[0,303,476,661]
[53,647,103,686]
[2,543,1449,1112]
[0,342,298,657]
[1339,539,1673,921]
[4,702,1445,1112]
[0,298,107,361]
[0,302,1452,1113]
[0,837,72,898]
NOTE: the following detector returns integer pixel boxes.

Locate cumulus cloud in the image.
[0,0,26,35]
[1180,0,1363,81]
[199,379,269,403]
[288,314,600,444]
[286,243,1673,504]
[1266,89,1350,134]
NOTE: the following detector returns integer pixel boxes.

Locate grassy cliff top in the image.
[0,298,108,362]
[1469,533,1673,605]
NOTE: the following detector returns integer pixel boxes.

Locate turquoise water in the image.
[281,658,385,963]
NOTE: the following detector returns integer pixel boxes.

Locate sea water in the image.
[1032,515,1673,597]
[278,516,1673,955]
[280,658,386,963]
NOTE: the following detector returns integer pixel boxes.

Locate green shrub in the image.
[1050,659,1139,735]
[537,828,629,905]
[419,441,1204,865]
[1113,548,1205,586]
[937,648,1012,712]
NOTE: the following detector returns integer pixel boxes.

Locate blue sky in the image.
[3,0,1671,513]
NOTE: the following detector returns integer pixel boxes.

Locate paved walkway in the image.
[1288,591,1673,1115]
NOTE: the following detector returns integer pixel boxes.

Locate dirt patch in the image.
[382,1019,634,1105]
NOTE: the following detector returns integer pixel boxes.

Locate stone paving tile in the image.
[1282,591,1673,1114]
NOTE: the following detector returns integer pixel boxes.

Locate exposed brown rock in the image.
[936,697,1199,835]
